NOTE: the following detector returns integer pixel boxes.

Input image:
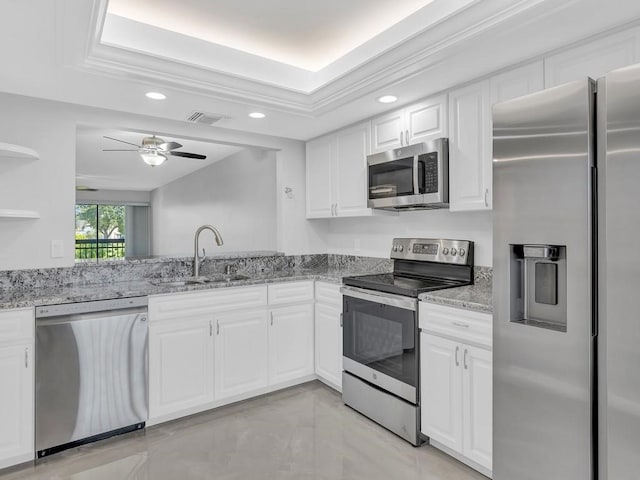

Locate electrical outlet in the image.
[50,240,64,258]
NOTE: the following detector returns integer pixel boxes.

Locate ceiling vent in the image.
[186,111,230,125]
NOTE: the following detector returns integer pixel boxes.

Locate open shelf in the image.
[0,143,39,160]
[0,209,41,219]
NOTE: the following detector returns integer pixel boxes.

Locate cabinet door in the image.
[334,122,372,217]
[420,333,463,452]
[462,345,493,471]
[449,80,492,211]
[406,95,448,144]
[544,27,640,87]
[306,135,334,218]
[491,61,544,105]
[268,304,314,385]
[149,316,214,420]
[314,302,342,390]
[371,109,404,153]
[215,309,269,400]
[0,344,33,469]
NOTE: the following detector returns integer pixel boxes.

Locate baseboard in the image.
[147,374,317,427]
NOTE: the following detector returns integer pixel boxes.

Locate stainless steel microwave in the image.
[367,139,448,210]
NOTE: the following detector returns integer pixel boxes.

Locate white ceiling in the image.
[76,126,242,191]
[107,0,434,72]
[2,1,640,142]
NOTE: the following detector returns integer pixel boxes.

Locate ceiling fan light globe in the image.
[140,150,167,166]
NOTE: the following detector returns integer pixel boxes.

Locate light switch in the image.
[50,240,64,258]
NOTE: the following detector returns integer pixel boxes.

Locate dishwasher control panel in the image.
[35,296,148,318]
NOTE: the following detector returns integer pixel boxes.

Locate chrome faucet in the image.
[194,225,224,279]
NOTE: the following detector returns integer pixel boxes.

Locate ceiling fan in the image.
[103,135,207,166]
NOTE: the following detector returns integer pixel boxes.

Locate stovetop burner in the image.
[342,238,474,297]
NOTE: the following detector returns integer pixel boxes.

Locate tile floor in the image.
[1,382,487,480]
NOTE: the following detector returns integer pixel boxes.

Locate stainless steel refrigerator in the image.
[493,63,640,479]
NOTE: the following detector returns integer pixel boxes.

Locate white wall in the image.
[325,210,493,266]
[0,92,323,271]
[150,149,278,256]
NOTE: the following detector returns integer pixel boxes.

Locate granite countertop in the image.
[418,279,492,314]
[0,270,348,310]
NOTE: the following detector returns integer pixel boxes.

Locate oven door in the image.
[341,286,418,403]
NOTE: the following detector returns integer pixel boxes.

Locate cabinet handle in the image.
[406,129,409,145]
[484,188,489,207]
[209,320,213,337]
[340,313,343,327]
[464,348,468,370]
[452,322,470,329]
[270,312,274,326]
[334,204,338,216]
[400,130,404,146]
[455,346,460,367]
[25,347,28,369]
[216,321,220,335]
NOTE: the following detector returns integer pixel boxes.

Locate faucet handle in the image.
[198,248,206,262]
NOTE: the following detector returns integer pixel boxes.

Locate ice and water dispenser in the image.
[509,244,567,332]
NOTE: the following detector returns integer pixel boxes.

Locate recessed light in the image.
[378,95,398,104]
[145,92,166,100]
[249,112,266,119]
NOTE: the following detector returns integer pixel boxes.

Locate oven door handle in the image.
[340,286,417,311]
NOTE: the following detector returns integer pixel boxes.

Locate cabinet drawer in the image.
[315,281,342,306]
[150,286,267,322]
[419,302,492,348]
[268,281,314,305]
[0,308,34,344]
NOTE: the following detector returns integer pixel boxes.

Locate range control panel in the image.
[390,238,473,265]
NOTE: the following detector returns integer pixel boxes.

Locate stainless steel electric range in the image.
[340,238,474,445]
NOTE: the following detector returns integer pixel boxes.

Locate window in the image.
[75,204,150,261]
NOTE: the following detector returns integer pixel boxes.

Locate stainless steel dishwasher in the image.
[35,297,148,458]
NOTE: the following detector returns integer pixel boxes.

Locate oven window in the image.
[368,157,415,199]
[343,296,417,387]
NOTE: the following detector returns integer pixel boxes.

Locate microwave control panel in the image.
[420,153,439,193]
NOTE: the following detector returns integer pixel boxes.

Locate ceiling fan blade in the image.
[169,151,207,160]
[103,136,142,148]
[102,149,137,151]
[158,141,182,151]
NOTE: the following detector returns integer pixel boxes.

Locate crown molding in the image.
[72,0,566,116]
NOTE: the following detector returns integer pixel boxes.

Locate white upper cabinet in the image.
[305,135,334,218]
[334,122,372,217]
[545,27,640,87]
[491,60,544,105]
[448,61,543,212]
[306,121,392,219]
[371,94,448,153]
[449,80,492,212]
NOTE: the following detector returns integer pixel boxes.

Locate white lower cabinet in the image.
[268,303,314,385]
[148,315,214,421]
[314,282,343,390]
[420,302,492,476]
[215,308,269,400]
[0,308,34,470]
[462,345,493,469]
[148,282,318,426]
[420,334,463,452]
